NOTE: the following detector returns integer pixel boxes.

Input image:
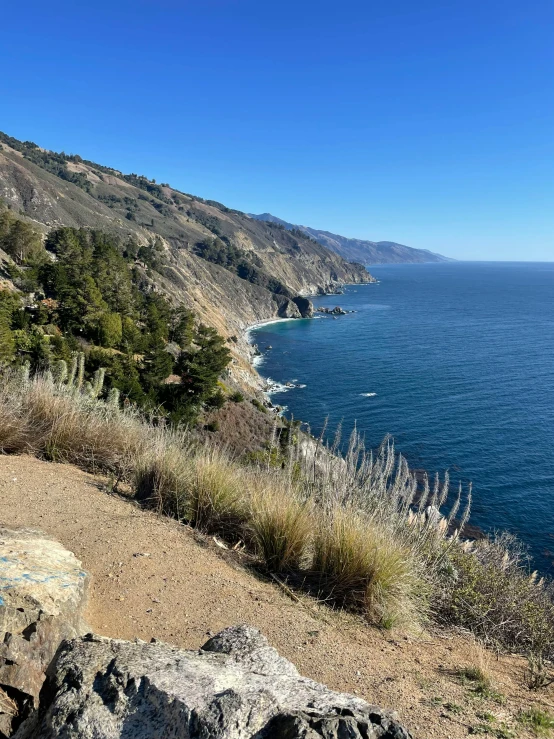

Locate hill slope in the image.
[0,454,543,739]
[0,132,374,386]
[250,213,450,264]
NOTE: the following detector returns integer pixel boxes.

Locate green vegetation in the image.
[436,533,554,658]
[194,237,291,296]
[0,207,230,424]
[0,209,43,264]
[0,132,91,191]
[251,398,267,413]
[518,707,554,737]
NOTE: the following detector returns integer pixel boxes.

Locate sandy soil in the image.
[1,454,553,738]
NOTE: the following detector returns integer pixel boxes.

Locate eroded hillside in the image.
[0,133,373,386]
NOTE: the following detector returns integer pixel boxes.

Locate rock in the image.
[23,625,412,738]
[292,296,315,318]
[0,528,89,736]
[316,306,349,316]
[278,299,302,319]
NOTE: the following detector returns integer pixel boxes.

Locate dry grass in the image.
[313,508,425,628]
[187,449,250,537]
[134,440,192,518]
[2,367,554,652]
[250,481,312,572]
[0,369,149,474]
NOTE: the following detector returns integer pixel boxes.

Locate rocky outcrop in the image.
[278,299,302,318]
[0,529,89,737]
[316,306,350,315]
[292,296,315,318]
[22,625,412,739]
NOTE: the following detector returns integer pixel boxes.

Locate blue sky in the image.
[1,0,552,260]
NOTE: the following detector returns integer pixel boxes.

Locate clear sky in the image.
[1,1,552,260]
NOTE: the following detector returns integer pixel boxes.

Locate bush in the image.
[229,391,244,403]
[436,533,554,658]
[251,398,267,413]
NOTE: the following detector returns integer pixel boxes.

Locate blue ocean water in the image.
[252,262,554,572]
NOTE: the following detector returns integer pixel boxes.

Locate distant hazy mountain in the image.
[249,213,451,264]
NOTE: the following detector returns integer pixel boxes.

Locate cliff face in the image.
[0,135,374,384]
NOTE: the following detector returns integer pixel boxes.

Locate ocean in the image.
[251,262,554,573]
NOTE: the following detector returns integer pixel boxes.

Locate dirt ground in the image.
[1,454,553,738]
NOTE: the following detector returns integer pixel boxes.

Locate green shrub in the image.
[518,707,554,737]
[436,535,554,657]
[251,398,267,413]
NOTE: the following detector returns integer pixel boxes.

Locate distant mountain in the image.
[249,213,451,264]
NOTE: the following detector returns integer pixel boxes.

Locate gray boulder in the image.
[0,528,89,736]
[22,625,412,738]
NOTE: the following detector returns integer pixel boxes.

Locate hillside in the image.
[250,213,450,264]
[1,454,548,739]
[0,132,374,388]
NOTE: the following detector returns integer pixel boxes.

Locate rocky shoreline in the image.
[243,283,364,406]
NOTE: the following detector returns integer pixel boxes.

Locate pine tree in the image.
[0,292,15,362]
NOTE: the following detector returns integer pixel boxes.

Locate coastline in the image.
[241,278,376,397]
[243,316,302,344]
[243,315,312,401]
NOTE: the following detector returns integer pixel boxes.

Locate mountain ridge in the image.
[249,212,451,264]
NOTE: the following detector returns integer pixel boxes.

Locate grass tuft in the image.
[187,449,249,537]
[313,508,425,628]
[250,483,312,572]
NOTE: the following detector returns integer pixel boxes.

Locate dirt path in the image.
[1,455,552,738]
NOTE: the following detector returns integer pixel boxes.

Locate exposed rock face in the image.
[0,529,89,736]
[278,299,302,318]
[292,296,315,318]
[21,625,412,739]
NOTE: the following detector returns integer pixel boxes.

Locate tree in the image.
[98,312,123,348]
[0,291,16,362]
[178,325,231,403]
[121,316,141,352]
[141,336,174,390]
[1,218,42,264]
[170,307,194,349]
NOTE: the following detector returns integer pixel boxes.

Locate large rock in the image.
[0,529,89,736]
[22,625,412,738]
[292,296,314,318]
[278,299,302,318]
